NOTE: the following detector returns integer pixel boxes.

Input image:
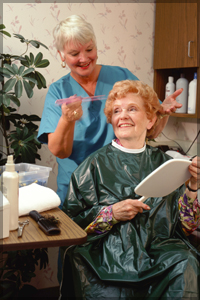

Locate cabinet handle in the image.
[188,41,194,58]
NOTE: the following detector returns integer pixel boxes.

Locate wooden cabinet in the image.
[153,0,200,119]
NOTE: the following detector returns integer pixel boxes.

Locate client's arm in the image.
[178,194,199,235]
[85,205,119,234]
[178,156,200,235]
[85,200,150,234]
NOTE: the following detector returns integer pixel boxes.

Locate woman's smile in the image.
[118,123,134,128]
[60,40,98,79]
[111,93,154,149]
[78,61,91,69]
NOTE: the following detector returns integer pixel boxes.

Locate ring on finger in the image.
[74,110,78,116]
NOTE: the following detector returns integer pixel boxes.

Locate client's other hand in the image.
[112,199,150,221]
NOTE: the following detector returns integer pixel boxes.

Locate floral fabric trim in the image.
[85,205,119,234]
[85,193,200,236]
[178,193,200,236]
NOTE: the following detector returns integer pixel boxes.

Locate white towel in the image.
[19,183,61,216]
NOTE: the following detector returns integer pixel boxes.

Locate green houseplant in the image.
[0,24,50,165]
[0,249,49,299]
[0,25,50,299]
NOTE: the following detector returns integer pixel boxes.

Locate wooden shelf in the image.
[170,113,197,119]
[153,1,199,119]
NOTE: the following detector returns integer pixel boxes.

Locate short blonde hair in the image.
[104,80,161,138]
[53,15,97,51]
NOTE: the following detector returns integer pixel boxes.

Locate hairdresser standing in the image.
[38,15,182,209]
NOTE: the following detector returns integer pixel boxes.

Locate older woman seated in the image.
[60,80,200,299]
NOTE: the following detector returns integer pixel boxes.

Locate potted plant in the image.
[0,24,50,165]
[0,25,50,299]
[0,249,49,299]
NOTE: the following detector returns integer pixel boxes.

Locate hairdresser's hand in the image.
[160,89,183,115]
[148,89,184,139]
[188,156,200,191]
[61,95,83,122]
[112,199,150,221]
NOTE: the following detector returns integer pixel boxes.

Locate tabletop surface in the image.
[1,208,87,251]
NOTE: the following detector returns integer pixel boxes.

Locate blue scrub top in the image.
[38,65,139,207]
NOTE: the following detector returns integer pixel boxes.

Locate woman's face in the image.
[111,93,155,149]
[59,40,98,80]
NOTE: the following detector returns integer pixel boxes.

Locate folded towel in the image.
[19,183,61,216]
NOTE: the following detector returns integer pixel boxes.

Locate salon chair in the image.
[188,227,200,251]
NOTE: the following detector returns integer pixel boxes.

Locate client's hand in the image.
[61,95,83,122]
[188,156,200,191]
[112,199,150,221]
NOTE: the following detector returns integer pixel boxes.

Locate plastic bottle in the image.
[165,76,175,98]
[175,74,189,113]
[1,155,19,231]
[187,72,197,114]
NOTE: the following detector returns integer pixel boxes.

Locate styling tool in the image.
[55,95,106,106]
[29,210,61,236]
[18,220,29,238]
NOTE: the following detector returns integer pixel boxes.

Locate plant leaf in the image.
[14,55,27,62]
[3,78,16,92]
[6,95,20,107]
[3,64,16,75]
[35,59,50,68]
[0,67,12,77]
[3,270,17,280]
[0,30,11,37]
[23,134,35,143]
[22,67,34,77]
[30,53,34,65]
[0,93,11,106]
[12,63,19,75]
[16,127,22,136]
[23,76,37,85]
[24,54,30,62]
[21,114,41,122]
[13,33,25,41]
[29,40,40,48]
[35,71,46,89]
[23,80,33,98]
[23,126,29,138]
[15,80,23,98]
[32,40,49,50]
[34,52,43,65]
[6,94,20,107]
[18,65,25,76]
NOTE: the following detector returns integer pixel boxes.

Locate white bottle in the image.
[165,76,175,98]
[175,74,189,113]
[187,72,197,114]
[1,155,19,231]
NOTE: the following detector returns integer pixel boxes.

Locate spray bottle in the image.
[1,155,19,230]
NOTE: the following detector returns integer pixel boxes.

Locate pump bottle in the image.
[187,72,197,114]
[175,74,188,113]
[165,76,175,98]
[1,155,19,230]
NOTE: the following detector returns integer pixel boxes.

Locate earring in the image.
[61,61,66,68]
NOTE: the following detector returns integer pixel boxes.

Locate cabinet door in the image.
[154,2,197,69]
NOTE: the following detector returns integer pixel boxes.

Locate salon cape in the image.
[37,65,138,208]
[61,143,200,299]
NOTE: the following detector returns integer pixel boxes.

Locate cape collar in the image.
[111,139,146,154]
